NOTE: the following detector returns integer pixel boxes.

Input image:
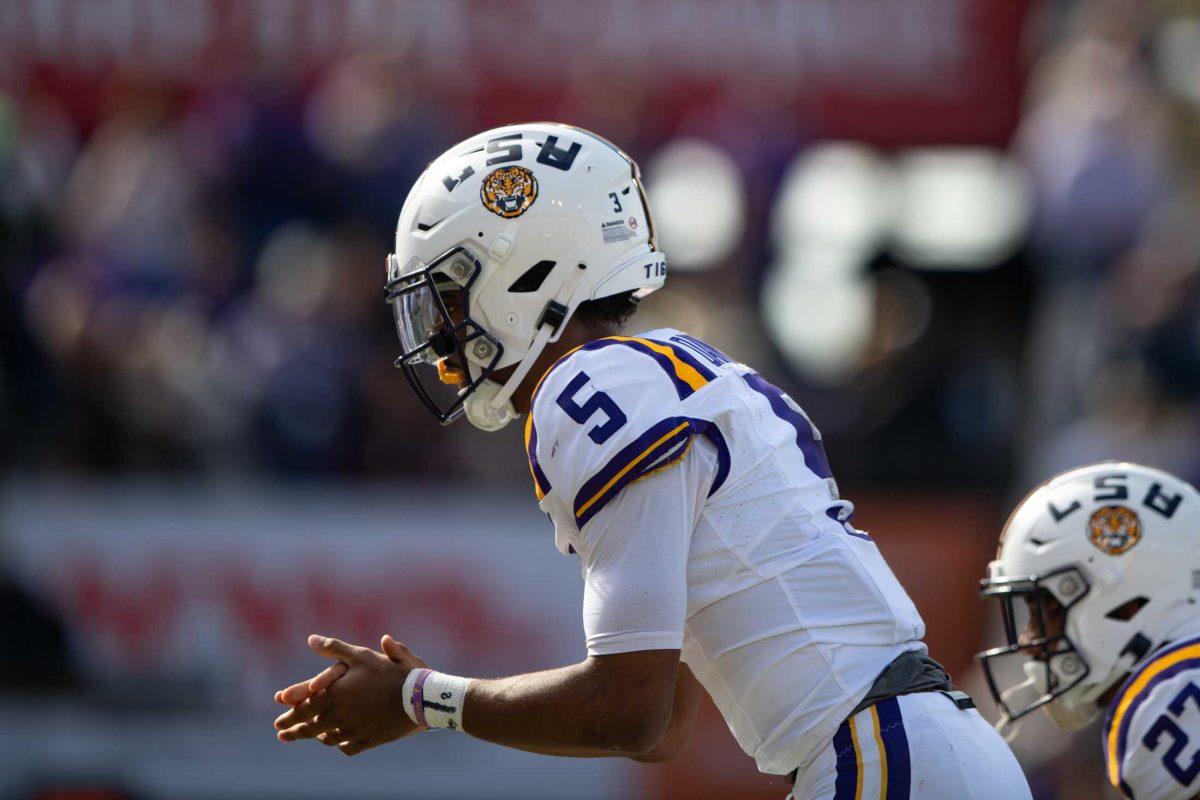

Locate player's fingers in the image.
[308,634,368,664]
[381,635,412,662]
[337,739,372,757]
[307,662,349,694]
[276,678,318,706]
[274,694,325,730]
[277,715,339,743]
[274,703,302,730]
[278,723,317,743]
[315,730,343,747]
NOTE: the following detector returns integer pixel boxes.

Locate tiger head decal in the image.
[1087,505,1142,555]
[480,166,539,219]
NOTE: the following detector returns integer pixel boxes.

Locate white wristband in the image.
[403,668,472,731]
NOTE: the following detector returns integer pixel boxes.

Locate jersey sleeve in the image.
[1104,640,1200,800]
[579,435,716,655]
[524,336,728,555]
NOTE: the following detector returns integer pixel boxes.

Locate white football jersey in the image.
[524,328,926,775]
[1104,632,1200,800]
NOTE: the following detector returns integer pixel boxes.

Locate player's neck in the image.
[1096,679,1126,710]
[508,319,619,415]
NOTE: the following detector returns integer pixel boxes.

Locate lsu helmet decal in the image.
[481,166,539,218]
[1087,505,1142,556]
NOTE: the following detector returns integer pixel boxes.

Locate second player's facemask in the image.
[384,246,505,425]
[977,566,1094,735]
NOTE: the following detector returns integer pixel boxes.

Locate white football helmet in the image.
[383,123,666,431]
[978,462,1200,736]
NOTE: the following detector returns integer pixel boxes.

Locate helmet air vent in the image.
[508,260,557,293]
[1104,596,1149,621]
[416,217,447,233]
[1119,632,1153,661]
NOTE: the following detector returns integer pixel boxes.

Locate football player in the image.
[979,462,1200,799]
[272,123,1032,799]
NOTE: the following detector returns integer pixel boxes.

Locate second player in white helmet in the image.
[979,462,1200,799]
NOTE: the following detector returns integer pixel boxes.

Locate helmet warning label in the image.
[601,219,635,243]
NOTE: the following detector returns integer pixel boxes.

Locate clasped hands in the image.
[273,633,428,756]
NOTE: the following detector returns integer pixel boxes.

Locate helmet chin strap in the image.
[463,263,589,432]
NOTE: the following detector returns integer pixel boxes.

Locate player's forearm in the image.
[462,659,671,758]
[628,662,702,763]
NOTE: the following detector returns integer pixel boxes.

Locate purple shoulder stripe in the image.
[572,415,729,527]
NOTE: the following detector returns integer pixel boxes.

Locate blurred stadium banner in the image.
[0,481,995,799]
[0,481,634,799]
[1,0,1031,145]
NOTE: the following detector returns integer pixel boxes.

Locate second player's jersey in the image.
[524,328,926,775]
[1104,633,1200,800]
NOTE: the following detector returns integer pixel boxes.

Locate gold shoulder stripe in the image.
[606,336,710,392]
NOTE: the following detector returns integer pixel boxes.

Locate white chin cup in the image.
[996,675,1040,740]
[463,379,517,432]
[1046,700,1099,734]
[1043,693,1099,730]
[1020,659,1097,731]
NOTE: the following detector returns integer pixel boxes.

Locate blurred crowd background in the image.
[1,0,1198,798]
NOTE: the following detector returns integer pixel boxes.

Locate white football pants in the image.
[788,692,1032,800]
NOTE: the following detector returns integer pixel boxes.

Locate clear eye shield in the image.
[383,246,505,424]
